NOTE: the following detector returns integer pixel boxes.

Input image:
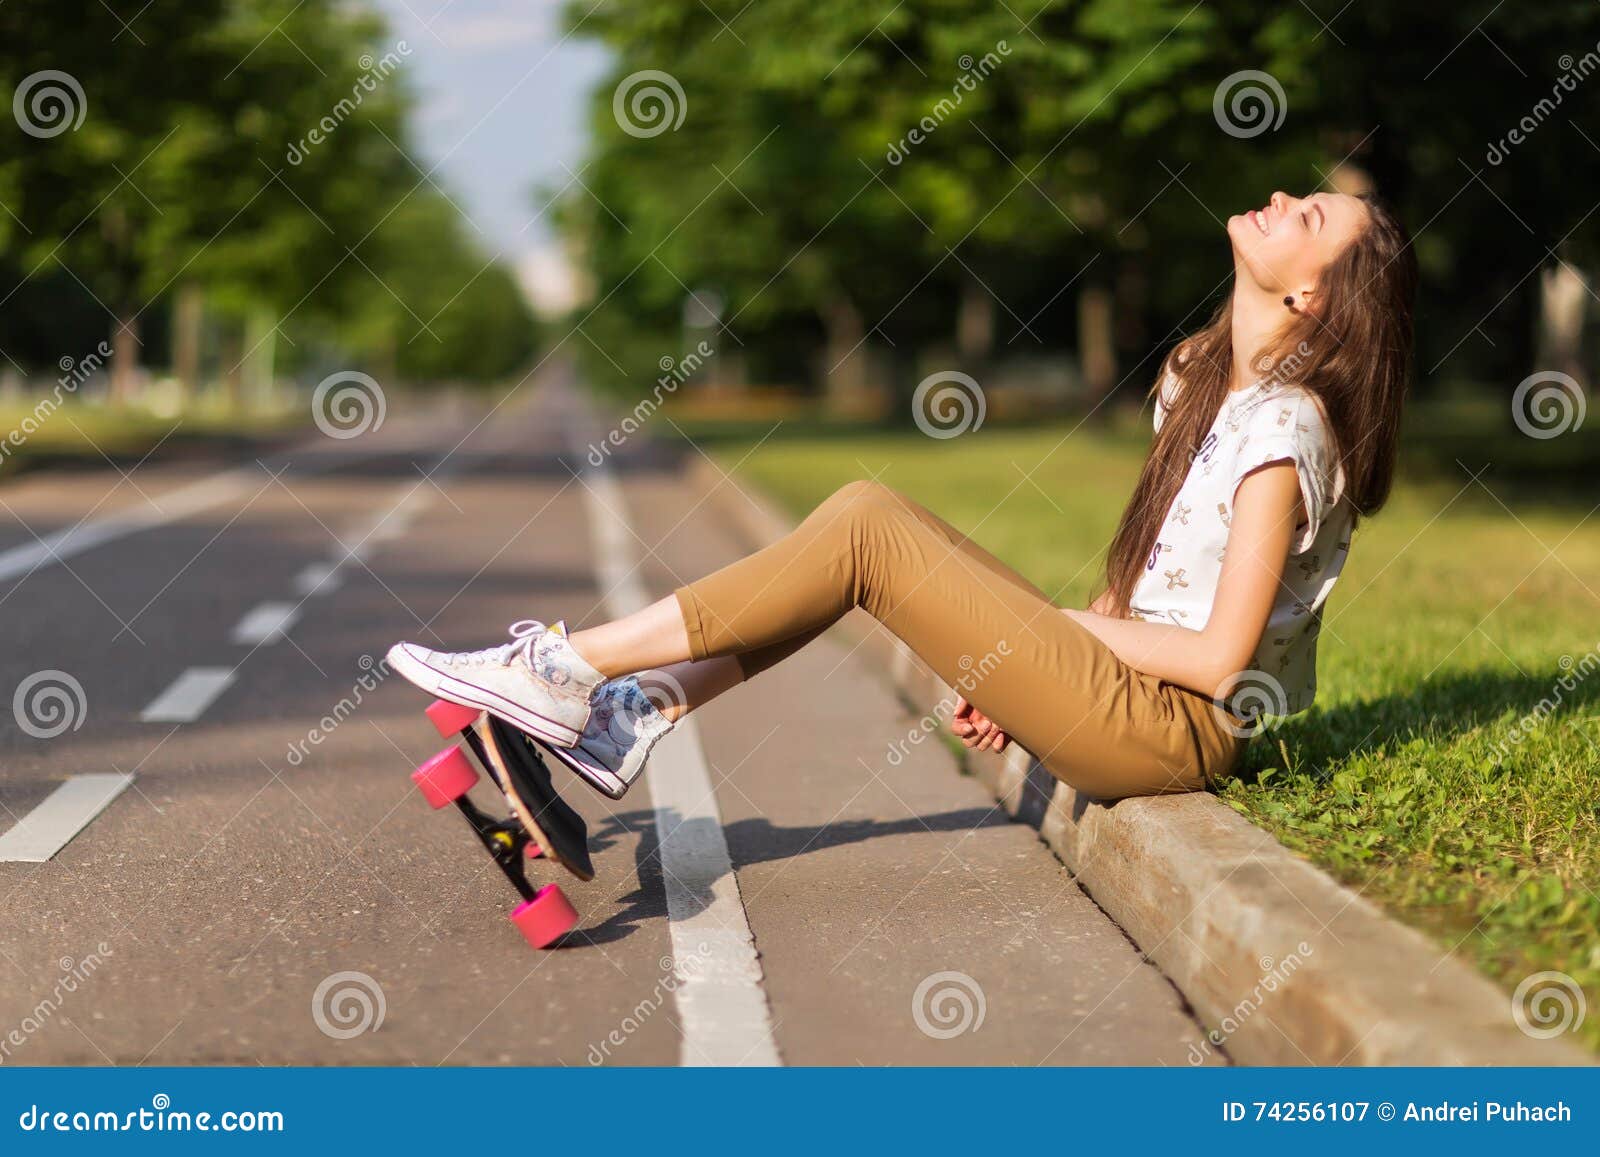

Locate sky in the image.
[373,0,610,312]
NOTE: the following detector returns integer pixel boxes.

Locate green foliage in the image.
[0,1,534,386]
[560,0,1600,397]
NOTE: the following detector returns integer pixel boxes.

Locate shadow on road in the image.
[570,804,1007,947]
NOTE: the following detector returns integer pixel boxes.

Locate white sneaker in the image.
[386,619,603,747]
[538,676,674,798]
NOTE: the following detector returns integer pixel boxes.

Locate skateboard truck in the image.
[457,796,542,895]
[411,699,580,949]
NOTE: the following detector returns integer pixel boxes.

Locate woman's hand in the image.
[952,696,1009,752]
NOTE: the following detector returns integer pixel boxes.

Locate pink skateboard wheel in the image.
[425,699,480,738]
[412,746,478,808]
[510,885,578,949]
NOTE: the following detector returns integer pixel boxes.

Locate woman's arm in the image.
[1065,462,1302,699]
[952,462,1301,750]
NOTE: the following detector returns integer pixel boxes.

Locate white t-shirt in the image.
[1127,372,1352,715]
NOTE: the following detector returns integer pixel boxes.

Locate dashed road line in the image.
[229,601,301,645]
[139,473,443,725]
[0,774,135,862]
[139,668,237,723]
[292,561,341,595]
[0,426,449,589]
[4,435,461,869]
[0,468,260,585]
[576,441,782,1068]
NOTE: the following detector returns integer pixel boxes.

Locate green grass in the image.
[0,395,304,478]
[682,406,1600,1052]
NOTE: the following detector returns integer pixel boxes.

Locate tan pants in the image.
[675,480,1245,799]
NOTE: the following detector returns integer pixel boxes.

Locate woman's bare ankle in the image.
[566,596,695,679]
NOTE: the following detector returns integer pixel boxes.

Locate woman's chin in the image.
[1225,221,1258,265]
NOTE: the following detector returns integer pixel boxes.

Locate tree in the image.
[0,0,536,399]
[557,0,1600,412]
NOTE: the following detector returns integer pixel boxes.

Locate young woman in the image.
[388,189,1418,801]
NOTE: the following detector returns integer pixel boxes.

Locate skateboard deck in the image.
[470,714,594,881]
[410,699,592,948]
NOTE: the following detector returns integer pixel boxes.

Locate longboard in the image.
[471,713,594,881]
[410,699,592,948]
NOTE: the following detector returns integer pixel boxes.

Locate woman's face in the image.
[1228,190,1367,301]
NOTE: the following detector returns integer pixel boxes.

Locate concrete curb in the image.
[686,456,1593,1066]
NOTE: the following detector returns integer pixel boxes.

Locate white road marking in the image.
[0,432,421,587]
[229,601,301,645]
[577,451,782,1067]
[0,774,135,862]
[292,561,341,595]
[365,514,411,542]
[0,467,259,583]
[139,667,237,723]
[329,479,433,565]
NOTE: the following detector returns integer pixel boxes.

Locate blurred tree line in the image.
[0,0,535,404]
[557,0,1600,414]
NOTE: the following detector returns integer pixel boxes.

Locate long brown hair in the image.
[1102,193,1418,616]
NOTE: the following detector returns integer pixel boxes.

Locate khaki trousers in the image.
[674,480,1245,800]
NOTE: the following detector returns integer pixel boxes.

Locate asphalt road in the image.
[0,369,1223,1066]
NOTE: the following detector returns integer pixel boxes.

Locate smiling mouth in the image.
[1250,208,1270,236]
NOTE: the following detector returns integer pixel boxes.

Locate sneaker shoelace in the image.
[451,619,548,668]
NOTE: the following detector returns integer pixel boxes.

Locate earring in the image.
[1282,295,1295,309]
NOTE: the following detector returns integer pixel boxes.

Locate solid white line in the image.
[229,601,301,645]
[0,774,135,862]
[139,667,237,723]
[578,452,782,1067]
